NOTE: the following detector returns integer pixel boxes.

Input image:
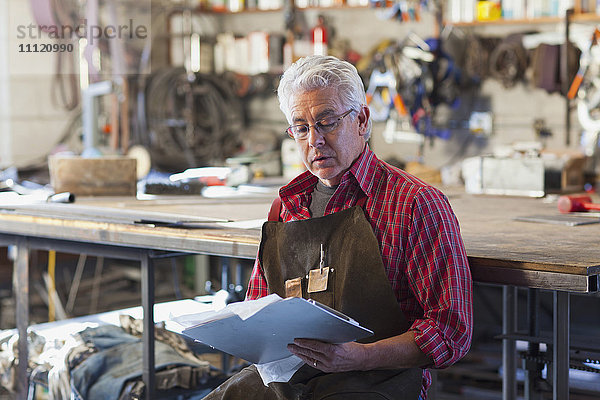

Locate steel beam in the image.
[141,251,155,400]
[503,286,518,400]
[14,239,29,400]
[553,291,570,400]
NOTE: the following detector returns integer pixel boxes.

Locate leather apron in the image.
[205,204,422,400]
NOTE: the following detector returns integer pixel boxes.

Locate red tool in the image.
[557,195,600,213]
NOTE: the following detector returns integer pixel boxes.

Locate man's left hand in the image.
[287,338,368,373]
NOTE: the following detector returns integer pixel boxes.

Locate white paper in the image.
[171,294,284,328]
[255,355,304,385]
[173,295,373,367]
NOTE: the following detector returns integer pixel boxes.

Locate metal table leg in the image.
[503,286,517,400]
[525,288,542,400]
[141,251,155,400]
[14,240,29,400]
[553,291,569,400]
[221,257,231,374]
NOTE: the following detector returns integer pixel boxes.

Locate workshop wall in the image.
[371,80,574,170]
[216,9,442,157]
[0,0,12,168]
[1,0,72,169]
[219,8,437,52]
[0,2,587,174]
[371,21,583,171]
[215,8,583,172]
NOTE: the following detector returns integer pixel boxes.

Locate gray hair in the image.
[277,55,372,140]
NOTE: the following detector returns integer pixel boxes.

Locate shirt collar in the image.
[279,144,377,201]
[280,170,317,199]
[347,144,376,198]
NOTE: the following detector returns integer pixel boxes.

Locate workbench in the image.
[1,190,599,400]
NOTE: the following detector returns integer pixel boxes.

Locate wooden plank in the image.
[75,195,276,221]
[448,193,600,274]
[48,156,137,196]
[0,213,260,259]
[0,203,231,225]
[470,264,597,292]
[0,195,274,225]
[469,256,600,276]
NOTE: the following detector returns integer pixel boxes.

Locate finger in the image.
[290,350,330,371]
[293,338,332,352]
[287,343,326,363]
[287,345,320,366]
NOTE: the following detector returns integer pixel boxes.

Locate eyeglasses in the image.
[286,109,356,139]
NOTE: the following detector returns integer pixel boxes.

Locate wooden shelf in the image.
[571,12,600,23]
[189,4,370,15]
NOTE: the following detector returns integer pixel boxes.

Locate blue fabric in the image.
[70,325,203,399]
[77,324,139,350]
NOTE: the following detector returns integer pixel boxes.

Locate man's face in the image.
[289,88,369,187]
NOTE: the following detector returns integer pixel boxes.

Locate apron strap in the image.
[268,197,282,222]
[356,195,367,208]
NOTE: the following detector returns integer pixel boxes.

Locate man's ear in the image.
[357,105,370,137]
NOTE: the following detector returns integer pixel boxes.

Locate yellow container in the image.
[477,1,502,21]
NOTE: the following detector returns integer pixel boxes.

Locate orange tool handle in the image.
[393,94,408,116]
[567,74,584,100]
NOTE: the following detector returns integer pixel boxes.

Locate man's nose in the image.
[307,125,325,147]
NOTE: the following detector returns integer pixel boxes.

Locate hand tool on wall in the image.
[365,68,409,121]
[567,28,600,100]
[82,80,113,157]
[557,194,600,213]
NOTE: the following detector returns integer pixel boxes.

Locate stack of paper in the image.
[171,294,373,364]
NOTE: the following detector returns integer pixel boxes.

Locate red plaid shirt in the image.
[247,146,473,398]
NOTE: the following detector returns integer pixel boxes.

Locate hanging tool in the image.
[366,69,409,121]
[567,28,600,100]
[82,80,113,157]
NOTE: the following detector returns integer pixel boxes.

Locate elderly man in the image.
[205,55,472,400]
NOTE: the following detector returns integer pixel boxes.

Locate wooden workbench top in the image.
[1,190,599,290]
[447,192,600,275]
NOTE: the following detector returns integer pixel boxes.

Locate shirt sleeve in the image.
[245,253,269,300]
[404,187,473,369]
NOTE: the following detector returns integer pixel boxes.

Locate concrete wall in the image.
[0,0,12,168]
[1,0,73,169]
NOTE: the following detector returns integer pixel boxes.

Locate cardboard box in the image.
[48,156,137,196]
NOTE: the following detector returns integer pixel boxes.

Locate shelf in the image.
[189,4,370,15]
[571,13,600,23]
[446,16,564,27]
[446,12,600,27]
